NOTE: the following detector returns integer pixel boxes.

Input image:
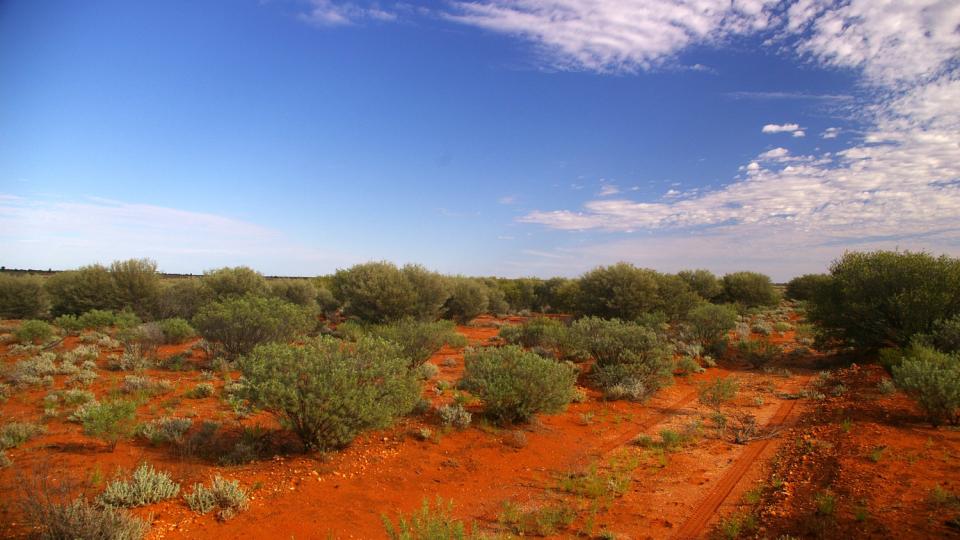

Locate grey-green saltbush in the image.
[135,417,193,445]
[25,496,148,540]
[438,403,472,429]
[332,262,448,323]
[573,317,674,401]
[892,344,960,426]
[98,463,180,508]
[239,336,420,451]
[461,345,577,424]
[184,475,249,520]
[0,421,46,449]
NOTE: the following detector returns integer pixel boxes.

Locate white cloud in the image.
[822,127,840,139]
[762,123,802,134]
[792,130,805,137]
[0,196,355,274]
[757,147,790,160]
[598,183,620,196]
[300,0,397,27]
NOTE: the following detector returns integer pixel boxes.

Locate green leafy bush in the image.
[81,399,138,450]
[74,309,118,330]
[109,259,161,318]
[383,498,479,540]
[535,277,580,314]
[443,278,488,323]
[0,273,50,319]
[157,278,213,320]
[192,295,314,358]
[931,315,960,353]
[807,250,960,351]
[685,303,738,352]
[201,266,268,300]
[332,262,449,323]
[238,336,420,451]
[269,279,319,310]
[98,463,180,508]
[15,320,55,344]
[158,318,196,344]
[577,263,661,320]
[892,344,960,426]
[736,338,782,368]
[721,272,779,308]
[573,317,673,401]
[363,318,467,369]
[785,273,832,302]
[499,317,586,361]
[461,345,576,424]
[185,382,214,399]
[45,264,118,317]
[678,269,723,301]
[184,475,249,520]
[401,264,450,321]
[25,496,148,540]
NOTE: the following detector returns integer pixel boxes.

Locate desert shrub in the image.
[121,375,173,396]
[183,475,249,519]
[931,315,960,353]
[185,383,215,399]
[45,264,118,317]
[654,273,704,321]
[678,269,723,301]
[785,273,832,302]
[98,463,180,508]
[8,353,59,386]
[577,263,661,320]
[158,318,196,344]
[498,500,576,536]
[75,309,118,330]
[363,319,467,369]
[699,377,739,411]
[106,349,153,372]
[481,280,510,316]
[268,279,318,310]
[721,272,779,308]
[685,303,738,352]
[15,320,55,344]
[497,278,539,313]
[736,338,782,368]
[81,399,138,449]
[24,495,149,540]
[0,421,46,449]
[438,403,472,429]
[418,362,439,379]
[157,278,213,320]
[573,317,674,401]
[239,336,420,451]
[807,250,960,351]
[192,295,314,358]
[332,262,447,323]
[499,317,585,361]
[535,277,581,314]
[314,284,340,315]
[383,498,479,540]
[109,259,161,318]
[892,344,960,426]
[53,314,83,333]
[461,345,576,424]
[59,388,95,406]
[201,266,268,300]
[438,278,486,323]
[0,273,50,319]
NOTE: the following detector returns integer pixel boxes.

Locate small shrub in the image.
[675,356,703,376]
[8,353,59,386]
[134,417,193,445]
[438,403,472,429]
[418,362,440,379]
[573,317,673,401]
[877,378,896,395]
[699,377,739,411]
[15,320,55,344]
[158,318,196,344]
[815,491,836,515]
[382,498,478,540]
[239,336,420,451]
[0,421,46,449]
[122,375,173,396]
[201,266,268,300]
[721,272,779,307]
[892,344,960,426]
[192,295,314,358]
[461,345,576,424]
[77,309,118,330]
[24,496,149,540]
[81,399,138,450]
[184,475,249,520]
[498,500,576,536]
[186,383,215,399]
[365,319,467,369]
[931,314,960,353]
[736,338,782,368]
[98,463,180,508]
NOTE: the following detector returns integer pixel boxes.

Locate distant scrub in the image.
[577,263,662,320]
[268,278,319,310]
[461,345,577,424]
[720,271,779,308]
[357,318,467,369]
[499,317,586,361]
[573,317,673,401]
[332,262,449,323]
[443,278,489,323]
[45,264,119,317]
[239,336,420,451]
[0,274,50,319]
[202,266,268,300]
[192,295,314,358]
[678,269,722,301]
[15,320,55,344]
[157,278,213,320]
[109,259,161,319]
[785,273,832,302]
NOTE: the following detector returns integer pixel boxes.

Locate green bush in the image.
[807,250,960,351]
[135,417,192,445]
[654,273,704,321]
[15,320,55,344]
[184,475,249,520]
[572,317,673,401]
[332,262,448,323]
[25,496,148,540]
[892,344,960,426]
[499,317,585,361]
[785,273,832,302]
[443,278,488,323]
[201,266,268,300]
[158,318,196,344]
[192,295,314,358]
[364,318,467,368]
[185,382,214,399]
[0,421,46,449]
[74,309,118,330]
[721,272,779,308]
[157,278,213,320]
[238,336,420,451]
[535,277,580,314]
[461,345,576,424]
[931,315,960,353]
[736,338,782,368]
[577,263,661,320]
[383,498,479,540]
[678,269,722,301]
[269,279,319,310]
[482,280,510,316]
[0,274,50,319]
[109,259,161,318]
[81,399,138,450]
[685,303,738,351]
[98,463,180,508]
[45,264,118,317]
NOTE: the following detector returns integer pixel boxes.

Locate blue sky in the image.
[2,1,958,280]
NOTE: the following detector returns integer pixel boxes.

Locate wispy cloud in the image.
[761,123,804,137]
[498,195,518,205]
[726,91,853,101]
[598,183,620,197]
[821,127,840,139]
[299,0,398,27]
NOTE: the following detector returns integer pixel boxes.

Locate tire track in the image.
[672,394,806,539]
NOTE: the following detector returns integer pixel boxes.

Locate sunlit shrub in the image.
[577,263,661,320]
[362,318,467,369]
[201,266,268,300]
[45,264,118,317]
[677,269,723,301]
[572,317,673,401]
[332,262,448,323]
[269,279,319,310]
[184,475,249,520]
[15,320,55,344]
[98,463,180,508]
[192,295,314,358]
[892,344,960,426]
[109,258,161,318]
[157,278,213,320]
[158,318,196,344]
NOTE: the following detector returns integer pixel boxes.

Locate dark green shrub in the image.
[98,463,180,508]
[654,273,704,321]
[482,280,510,316]
[238,336,420,451]
[157,278,213,320]
[932,315,960,353]
[499,278,539,312]
[192,295,314,358]
[534,277,580,313]
[109,259,161,318]
[499,317,586,361]
[736,338,781,368]
[158,318,196,344]
[269,279,318,310]
[572,317,673,401]
[892,344,960,426]
[401,264,450,321]
[45,264,118,317]
[53,314,83,333]
[721,272,779,308]
[201,266,268,300]
[0,274,50,319]
[807,251,960,351]
[678,269,722,301]
[331,262,448,323]
[15,320,55,344]
[461,345,576,424]
[577,263,660,320]
[314,284,340,315]
[443,278,488,323]
[686,303,738,352]
[785,273,832,302]
[75,309,117,330]
[364,318,467,368]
